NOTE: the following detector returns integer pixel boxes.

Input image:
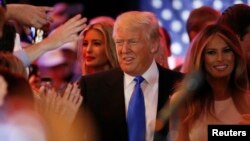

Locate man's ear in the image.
[151,41,159,54]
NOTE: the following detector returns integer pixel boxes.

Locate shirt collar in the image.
[124,60,159,87]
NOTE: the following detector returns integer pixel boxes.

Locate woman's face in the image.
[82,29,108,68]
[204,35,235,79]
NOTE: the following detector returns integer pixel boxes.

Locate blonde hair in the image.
[113,11,161,52]
[77,22,119,74]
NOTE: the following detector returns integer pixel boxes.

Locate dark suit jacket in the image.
[80,65,183,141]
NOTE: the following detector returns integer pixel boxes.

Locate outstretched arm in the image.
[20,14,87,65]
[5,4,53,29]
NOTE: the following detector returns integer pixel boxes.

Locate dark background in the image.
[7,0,140,20]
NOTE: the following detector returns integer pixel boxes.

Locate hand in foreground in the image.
[6,4,53,29]
[36,82,83,125]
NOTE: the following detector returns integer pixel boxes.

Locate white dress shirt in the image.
[124,60,159,141]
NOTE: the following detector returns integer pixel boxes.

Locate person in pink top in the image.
[170,24,250,141]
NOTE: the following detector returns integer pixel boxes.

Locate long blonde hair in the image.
[77,22,119,74]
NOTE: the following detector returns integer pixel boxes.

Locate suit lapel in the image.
[104,69,128,139]
[157,65,169,112]
[154,65,173,140]
[104,69,126,118]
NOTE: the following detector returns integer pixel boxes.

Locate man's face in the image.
[114,27,156,76]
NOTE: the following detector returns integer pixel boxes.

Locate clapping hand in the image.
[36,82,83,125]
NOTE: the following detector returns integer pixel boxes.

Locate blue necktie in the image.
[127,76,146,141]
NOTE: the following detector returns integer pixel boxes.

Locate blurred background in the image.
[7,0,250,69]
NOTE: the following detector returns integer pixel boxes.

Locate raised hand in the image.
[24,14,87,63]
[6,4,53,29]
[41,14,87,51]
[35,82,83,125]
[59,83,83,124]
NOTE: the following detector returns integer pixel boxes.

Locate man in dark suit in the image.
[80,11,183,141]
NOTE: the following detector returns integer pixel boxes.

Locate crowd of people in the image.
[0,1,250,141]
